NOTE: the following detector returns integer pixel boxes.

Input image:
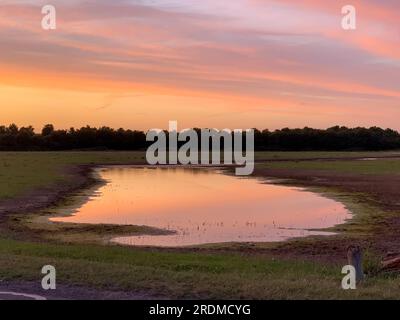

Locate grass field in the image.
[259,158,400,175]
[1,151,400,299]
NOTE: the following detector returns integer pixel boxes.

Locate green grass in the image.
[1,237,400,299]
[259,158,400,175]
[255,151,400,161]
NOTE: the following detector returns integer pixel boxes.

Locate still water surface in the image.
[52,166,351,247]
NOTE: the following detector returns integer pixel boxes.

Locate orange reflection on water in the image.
[52,166,351,247]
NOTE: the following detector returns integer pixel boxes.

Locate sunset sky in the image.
[0,0,399,131]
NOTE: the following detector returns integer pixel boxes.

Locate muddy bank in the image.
[251,166,400,264]
[0,165,95,219]
[0,164,103,242]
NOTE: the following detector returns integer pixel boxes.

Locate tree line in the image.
[0,124,399,151]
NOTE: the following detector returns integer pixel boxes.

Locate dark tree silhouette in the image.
[0,124,399,151]
[42,124,55,136]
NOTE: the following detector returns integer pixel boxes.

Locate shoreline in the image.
[17,164,352,249]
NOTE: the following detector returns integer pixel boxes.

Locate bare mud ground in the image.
[0,280,160,300]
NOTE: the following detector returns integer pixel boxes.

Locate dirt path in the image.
[0,281,161,300]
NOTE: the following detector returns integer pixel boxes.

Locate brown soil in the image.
[0,280,162,300]
[250,166,400,265]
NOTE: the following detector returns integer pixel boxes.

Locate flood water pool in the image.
[51,166,351,247]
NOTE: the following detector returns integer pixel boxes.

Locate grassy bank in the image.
[258,158,400,174]
[2,237,400,299]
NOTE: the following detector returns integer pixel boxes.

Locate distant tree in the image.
[42,124,55,136]
[7,124,18,135]
[16,126,35,147]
